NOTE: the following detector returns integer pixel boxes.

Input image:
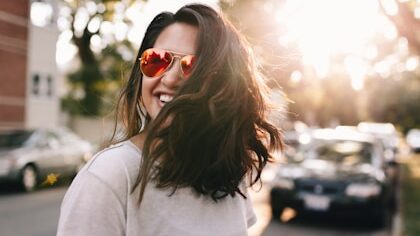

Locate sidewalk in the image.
[398,152,420,236]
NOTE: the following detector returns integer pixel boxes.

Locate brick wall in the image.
[0,0,29,129]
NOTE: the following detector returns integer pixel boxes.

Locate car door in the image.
[55,131,84,175]
[34,131,65,177]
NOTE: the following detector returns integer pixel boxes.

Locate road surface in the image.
[0,182,394,236]
[248,185,393,236]
[0,185,67,236]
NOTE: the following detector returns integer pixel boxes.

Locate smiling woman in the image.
[140,22,198,119]
[57,4,283,236]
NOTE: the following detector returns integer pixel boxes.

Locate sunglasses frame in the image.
[139,48,196,78]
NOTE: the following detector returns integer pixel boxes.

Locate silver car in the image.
[0,127,93,191]
[406,129,420,153]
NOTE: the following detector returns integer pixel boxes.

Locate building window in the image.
[47,75,53,96]
[32,74,40,95]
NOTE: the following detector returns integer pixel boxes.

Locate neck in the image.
[130,131,147,150]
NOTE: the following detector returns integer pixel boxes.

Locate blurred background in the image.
[0,0,420,235]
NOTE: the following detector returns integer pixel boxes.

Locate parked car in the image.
[0,127,93,191]
[406,129,420,153]
[270,129,396,226]
[357,122,400,163]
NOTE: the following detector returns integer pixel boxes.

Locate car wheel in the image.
[270,191,285,220]
[20,165,38,192]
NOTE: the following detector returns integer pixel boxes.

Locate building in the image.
[0,0,60,130]
[0,0,29,130]
[26,0,60,129]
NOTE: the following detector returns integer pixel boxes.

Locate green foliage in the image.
[402,154,420,236]
[62,40,134,116]
[286,74,359,127]
[365,73,420,133]
[60,0,138,117]
[221,0,420,130]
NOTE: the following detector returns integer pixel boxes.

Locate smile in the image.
[159,94,174,103]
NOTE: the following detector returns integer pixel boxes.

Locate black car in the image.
[270,129,396,225]
[0,128,93,191]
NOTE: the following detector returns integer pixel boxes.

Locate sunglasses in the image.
[139,48,196,78]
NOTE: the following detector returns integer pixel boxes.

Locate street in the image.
[248,185,393,236]
[0,185,66,236]
[0,181,394,236]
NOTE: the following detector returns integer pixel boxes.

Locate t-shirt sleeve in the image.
[57,171,126,236]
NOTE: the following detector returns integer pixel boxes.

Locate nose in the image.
[161,58,184,89]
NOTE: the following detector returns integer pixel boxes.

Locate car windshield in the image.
[290,140,374,165]
[0,130,34,148]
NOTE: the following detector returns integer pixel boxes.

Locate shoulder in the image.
[82,140,142,190]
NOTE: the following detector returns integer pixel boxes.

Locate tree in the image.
[60,0,140,116]
[221,0,420,131]
[379,0,420,54]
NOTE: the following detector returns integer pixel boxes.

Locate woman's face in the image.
[141,22,198,120]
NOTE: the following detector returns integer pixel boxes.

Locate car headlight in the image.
[345,183,381,198]
[272,177,294,190]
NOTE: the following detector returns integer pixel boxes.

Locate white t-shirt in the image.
[57,140,256,236]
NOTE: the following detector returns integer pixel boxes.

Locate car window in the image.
[53,129,81,145]
[45,131,61,148]
[290,140,373,165]
[0,130,34,148]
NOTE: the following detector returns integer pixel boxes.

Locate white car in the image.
[406,129,420,153]
[357,122,400,162]
[0,127,93,191]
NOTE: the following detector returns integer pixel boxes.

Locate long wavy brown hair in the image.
[111,4,283,205]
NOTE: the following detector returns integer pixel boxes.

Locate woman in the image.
[57,4,282,236]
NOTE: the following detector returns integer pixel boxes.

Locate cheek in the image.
[141,80,152,103]
[141,78,158,115]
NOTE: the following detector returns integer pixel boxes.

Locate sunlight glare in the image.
[90,34,103,53]
[87,16,101,33]
[384,23,398,40]
[30,2,53,27]
[114,21,128,41]
[374,55,399,78]
[85,1,98,15]
[380,0,398,16]
[344,56,368,90]
[397,38,410,56]
[406,56,419,71]
[415,7,420,19]
[290,70,302,83]
[74,8,89,37]
[276,0,381,80]
[365,46,378,60]
[56,31,78,68]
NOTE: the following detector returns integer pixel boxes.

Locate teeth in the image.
[159,94,173,103]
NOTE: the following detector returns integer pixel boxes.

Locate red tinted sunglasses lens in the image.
[140,49,172,77]
[181,55,196,77]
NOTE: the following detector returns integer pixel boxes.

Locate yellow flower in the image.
[43,173,60,186]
